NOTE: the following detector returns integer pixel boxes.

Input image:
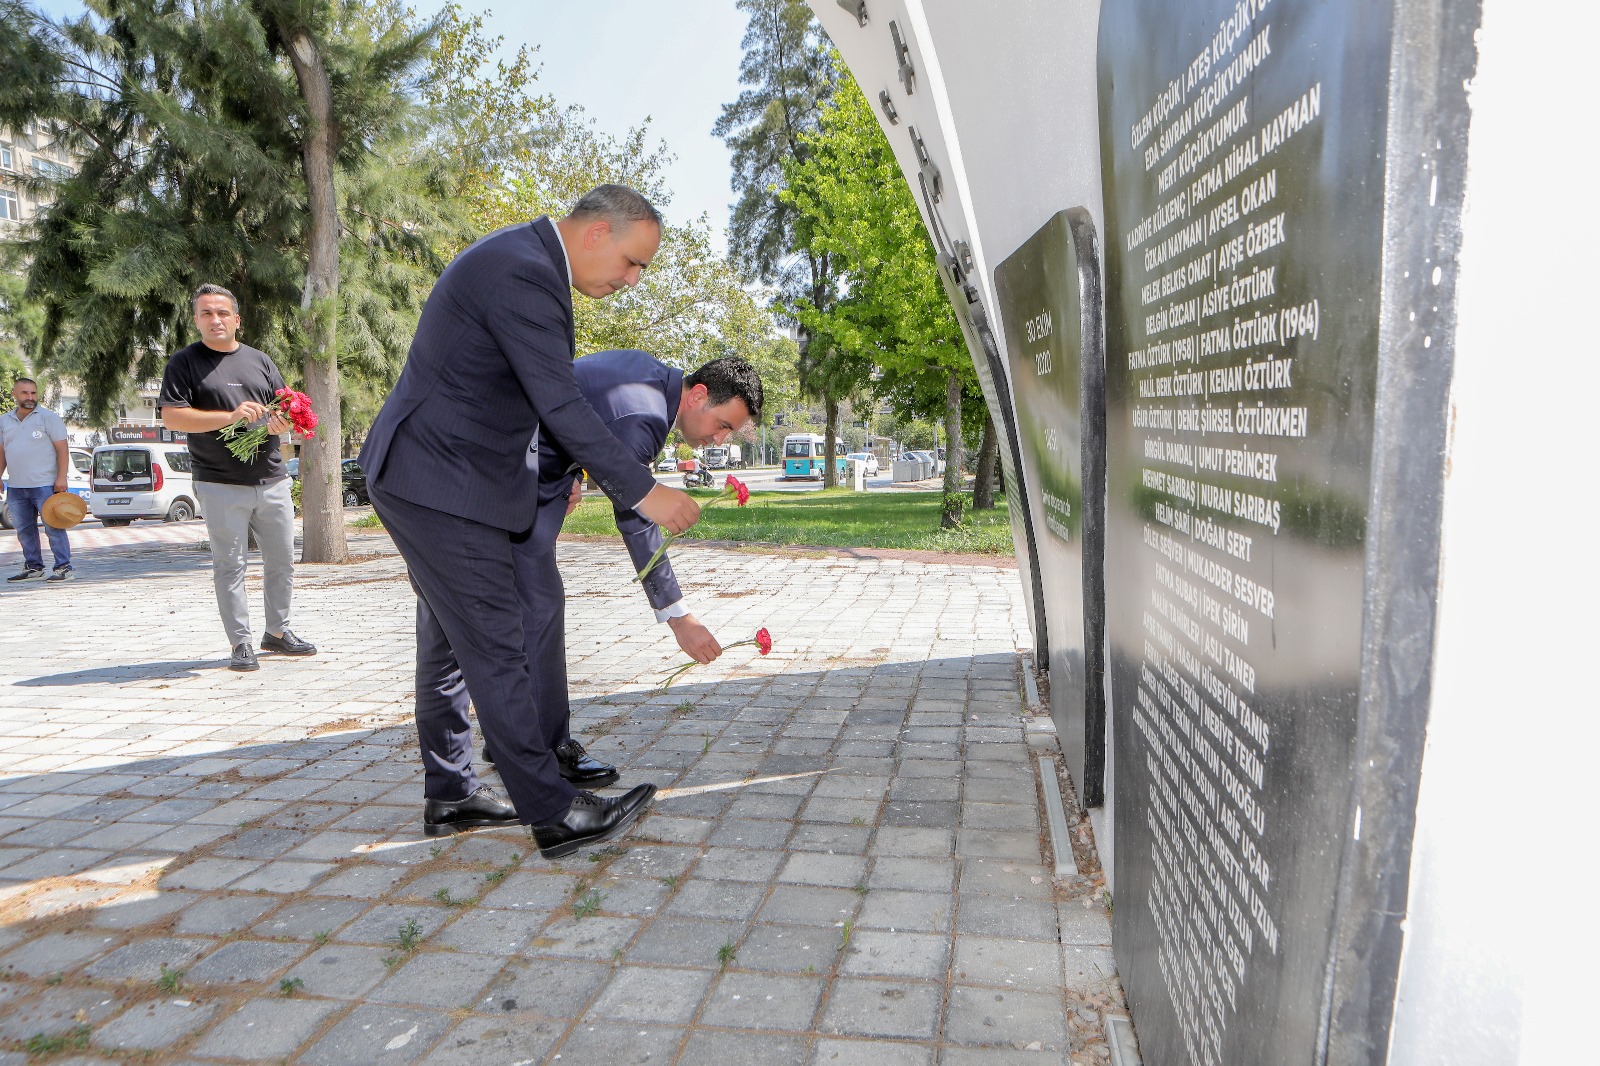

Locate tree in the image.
[716,0,847,477]
[781,64,983,525]
[0,0,457,561]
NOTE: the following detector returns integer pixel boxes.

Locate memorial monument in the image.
[812,0,1579,1062]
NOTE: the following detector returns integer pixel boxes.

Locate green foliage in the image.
[0,0,463,428]
[24,1025,91,1055]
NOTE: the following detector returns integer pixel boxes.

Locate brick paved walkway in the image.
[0,528,1122,1065]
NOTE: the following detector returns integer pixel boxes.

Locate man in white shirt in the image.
[0,377,73,582]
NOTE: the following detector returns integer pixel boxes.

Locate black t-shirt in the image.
[158,341,289,484]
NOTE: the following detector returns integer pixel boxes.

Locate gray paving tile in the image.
[369,950,507,1009]
[585,965,715,1023]
[857,889,954,933]
[701,971,826,1031]
[709,817,794,848]
[873,828,956,859]
[0,930,119,976]
[281,944,395,997]
[664,878,767,920]
[735,923,844,974]
[192,997,343,1060]
[959,860,1055,899]
[693,846,785,882]
[778,852,869,889]
[172,893,280,935]
[478,956,611,1019]
[759,884,860,927]
[549,1022,683,1066]
[420,1014,566,1064]
[252,897,369,939]
[956,829,1041,862]
[686,1029,812,1063]
[625,917,745,967]
[338,903,449,946]
[811,1038,935,1065]
[529,916,639,960]
[819,977,943,1040]
[1061,944,1119,990]
[0,986,128,1042]
[840,929,952,982]
[90,997,218,1053]
[937,1047,1071,1065]
[956,895,1059,941]
[300,1002,453,1064]
[186,939,309,985]
[431,908,549,954]
[81,936,215,982]
[943,985,1071,1051]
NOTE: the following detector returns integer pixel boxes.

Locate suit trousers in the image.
[512,498,574,753]
[369,483,577,823]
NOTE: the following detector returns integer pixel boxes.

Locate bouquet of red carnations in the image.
[657,627,773,692]
[633,473,750,583]
[218,387,318,463]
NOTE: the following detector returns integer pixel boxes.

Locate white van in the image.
[89,443,202,525]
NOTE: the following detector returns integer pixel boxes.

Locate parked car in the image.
[88,443,201,525]
[656,452,678,471]
[845,451,880,476]
[285,457,299,478]
[340,458,368,506]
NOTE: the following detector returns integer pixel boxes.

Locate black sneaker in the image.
[230,643,260,671]
[46,565,74,582]
[7,566,45,583]
[261,630,317,656]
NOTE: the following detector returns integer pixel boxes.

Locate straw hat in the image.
[41,492,88,530]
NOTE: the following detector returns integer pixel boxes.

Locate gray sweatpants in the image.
[195,479,295,647]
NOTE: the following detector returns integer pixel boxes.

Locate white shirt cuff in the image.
[654,599,690,624]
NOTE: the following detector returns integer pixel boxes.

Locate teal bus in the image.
[781,433,846,480]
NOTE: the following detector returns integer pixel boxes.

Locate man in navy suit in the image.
[362,186,703,858]
[469,351,763,783]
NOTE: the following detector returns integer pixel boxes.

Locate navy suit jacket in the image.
[360,218,657,533]
[531,350,684,611]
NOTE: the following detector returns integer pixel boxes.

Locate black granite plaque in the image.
[1098,0,1390,1061]
[995,210,1106,804]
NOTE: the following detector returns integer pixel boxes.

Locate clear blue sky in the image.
[31,0,752,246]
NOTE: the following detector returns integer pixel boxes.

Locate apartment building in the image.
[0,122,76,228]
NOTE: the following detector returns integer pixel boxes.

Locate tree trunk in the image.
[285,26,348,564]
[822,394,839,489]
[973,413,999,510]
[940,368,964,528]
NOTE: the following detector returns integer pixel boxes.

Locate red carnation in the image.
[657,627,776,691]
[755,627,772,655]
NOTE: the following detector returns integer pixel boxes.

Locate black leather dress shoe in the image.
[423,786,521,837]
[261,629,317,656]
[555,739,619,787]
[480,739,621,788]
[532,784,656,859]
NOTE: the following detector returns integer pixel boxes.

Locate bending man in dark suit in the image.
[472,351,763,778]
[361,185,701,859]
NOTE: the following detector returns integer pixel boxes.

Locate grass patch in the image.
[349,511,385,529]
[563,488,1014,555]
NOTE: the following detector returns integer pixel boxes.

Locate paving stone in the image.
[759,884,860,927]
[937,1047,1071,1065]
[281,944,396,997]
[725,792,806,819]
[530,915,639,961]
[300,1002,453,1064]
[0,930,119,977]
[338,903,450,947]
[431,908,549,954]
[0,986,128,1042]
[81,936,215,982]
[419,1014,566,1064]
[684,1029,812,1063]
[693,846,786,883]
[709,817,795,848]
[159,857,262,891]
[549,1022,683,1065]
[82,889,200,929]
[873,829,956,859]
[313,861,414,899]
[956,829,1041,862]
[734,923,843,974]
[230,859,337,893]
[943,986,1070,1051]
[186,939,308,985]
[820,978,943,1040]
[811,1038,935,1065]
[478,957,611,1019]
[953,937,1064,991]
[802,797,882,824]
[959,860,1055,900]
[192,996,343,1059]
[1060,945,1119,991]
[634,815,714,845]
[956,896,1059,941]
[252,897,369,939]
[585,965,715,1023]
[839,929,951,980]
[600,844,701,880]
[91,997,218,1052]
[625,917,746,967]
[700,971,825,1031]
[369,950,507,1009]
[857,889,954,933]
[1056,901,1113,946]
[172,893,280,936]
[663,878,766,921]
[777,852,868,889]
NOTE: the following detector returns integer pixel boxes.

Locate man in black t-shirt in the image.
[159,284,318,671]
